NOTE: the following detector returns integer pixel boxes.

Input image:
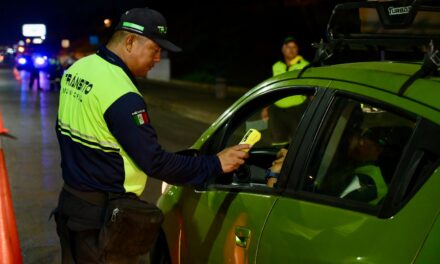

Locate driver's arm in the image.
[266,148,288,187]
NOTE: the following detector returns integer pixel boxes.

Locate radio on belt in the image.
[239,129,261,152]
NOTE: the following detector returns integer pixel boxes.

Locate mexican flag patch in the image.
[132,110,149,125]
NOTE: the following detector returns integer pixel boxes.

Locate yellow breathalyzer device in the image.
[239,129,261,152]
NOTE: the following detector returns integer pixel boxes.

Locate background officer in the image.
[272,36,309,76]
[262,37,311,145]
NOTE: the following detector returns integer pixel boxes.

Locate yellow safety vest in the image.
[272,55,309,108]
[58,54,147,196]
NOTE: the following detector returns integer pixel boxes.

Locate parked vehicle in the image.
[153,1,440,263]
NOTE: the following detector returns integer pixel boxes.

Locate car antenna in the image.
[398,40,440,96]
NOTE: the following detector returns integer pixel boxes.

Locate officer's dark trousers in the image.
[54,189,141,263]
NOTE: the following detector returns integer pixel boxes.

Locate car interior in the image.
[204,90,315,188]
[307,97,415,205]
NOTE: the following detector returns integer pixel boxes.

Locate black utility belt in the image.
[63,183,164,256]
[63,184,107,206]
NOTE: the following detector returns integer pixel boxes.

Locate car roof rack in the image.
[398,40,440,96]
[299,0,440,94]
[329,0,439,52]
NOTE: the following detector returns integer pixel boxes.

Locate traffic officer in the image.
[54,7,249,263]
[263,37,311,146]
[272,36,309,76]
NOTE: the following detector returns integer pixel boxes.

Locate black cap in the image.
[283,36,297,45]
[115,7,182,52]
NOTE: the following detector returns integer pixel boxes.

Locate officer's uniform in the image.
[54,46,222,262]
[271,55,309,77]
[269,55,310,145]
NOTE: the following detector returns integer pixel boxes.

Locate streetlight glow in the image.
[104,19,112,28]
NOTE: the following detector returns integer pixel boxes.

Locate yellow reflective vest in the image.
[57,52,148,195]
[272,55,309,108]
[56,47,221,196]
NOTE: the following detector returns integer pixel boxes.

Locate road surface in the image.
[0,68,209,263]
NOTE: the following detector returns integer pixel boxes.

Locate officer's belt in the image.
[63,184,107,206]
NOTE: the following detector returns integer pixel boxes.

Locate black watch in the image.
[265,169,280,181]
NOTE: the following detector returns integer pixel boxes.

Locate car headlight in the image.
[17,57,27,65]
[34,56,46,66]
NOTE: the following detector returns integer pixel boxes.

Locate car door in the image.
[175,84,326,264]
[256,89,440,263]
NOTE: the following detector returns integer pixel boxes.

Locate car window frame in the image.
[379,118,440,218]
[283,89,427,217]
[198,85,326,195]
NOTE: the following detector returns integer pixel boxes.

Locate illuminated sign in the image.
[22,24,46,37]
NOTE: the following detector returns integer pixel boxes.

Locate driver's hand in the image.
[217,144,250,173]
[276,148,288,159]
[270,148,288,173]
[270,157,284,174]
[267,177,278,188]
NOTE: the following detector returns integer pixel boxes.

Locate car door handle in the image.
[235,226,251,248]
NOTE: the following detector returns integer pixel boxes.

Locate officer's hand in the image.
[217,144,250,173]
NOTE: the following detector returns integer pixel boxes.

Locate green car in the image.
[152,1,440,263]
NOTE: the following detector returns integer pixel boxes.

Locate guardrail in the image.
[0,111,23,264]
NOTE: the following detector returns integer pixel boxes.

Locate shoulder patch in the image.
[132,109,149,125]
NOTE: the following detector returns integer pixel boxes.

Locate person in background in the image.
[28,55,41,90]
[272,36,309,76]
[47,55,63,91]
[262,37,311,146]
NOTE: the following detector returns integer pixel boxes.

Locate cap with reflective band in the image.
[122,22,144,33]
[115,7,182,52]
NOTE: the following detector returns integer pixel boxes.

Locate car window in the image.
[300,96,415,206]
[225,94,312,149]
[208,90,316,188]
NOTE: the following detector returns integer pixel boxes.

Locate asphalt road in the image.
[0,68,210,263]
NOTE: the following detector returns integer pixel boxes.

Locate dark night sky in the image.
[0,0,338,85]
[0,0,152,44]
